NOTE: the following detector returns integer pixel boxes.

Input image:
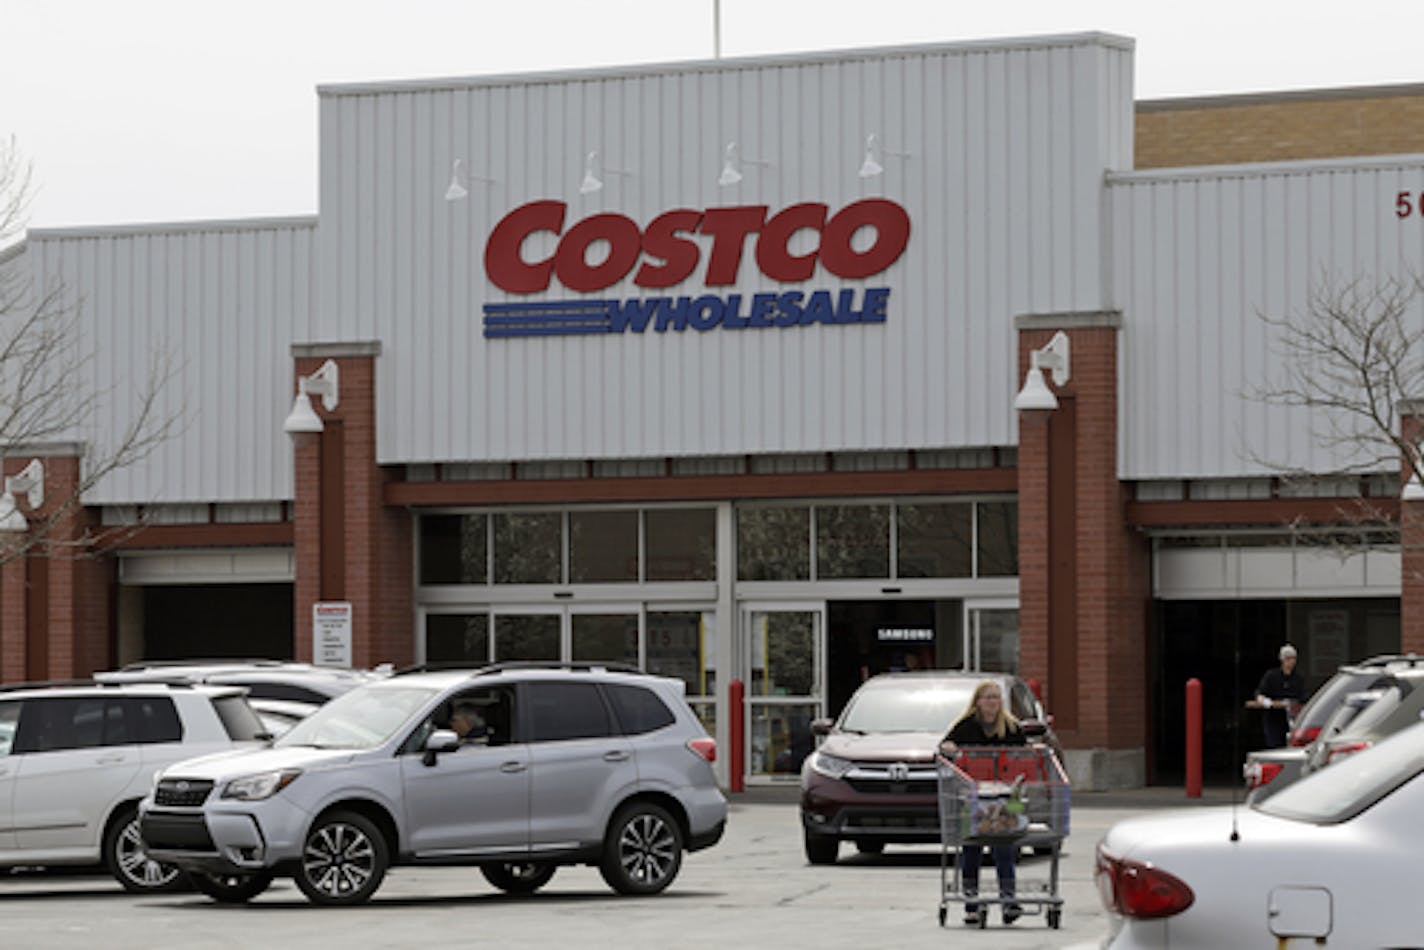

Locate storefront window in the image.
[419,514,488,584]
[751,703,818,776]
[738,506,811,580]
[751,611,818,697]
[816,504,890,578]
[569,510,637,582]
[647,610,715,696]
[896,503,972,578]
[425,613,489,663]
[570,613,639,665]
[492,513,562,584]
[976,501,1019,576]
[493,614,560,660]
[646,509,716,580]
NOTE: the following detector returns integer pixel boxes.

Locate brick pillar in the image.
[1399,402,1424,653]
[289,343,410,669]
[1015,313,1145,789]
[0,448,110,681]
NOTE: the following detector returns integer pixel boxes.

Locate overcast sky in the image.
[7,0,1424,230]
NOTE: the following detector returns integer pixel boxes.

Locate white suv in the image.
[140,663,727,905]
[0,680,267,892]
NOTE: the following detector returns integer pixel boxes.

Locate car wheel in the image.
[599,802,683,896]
[854,840,885,855]
[191,871,275,903]
[803,831,839,865]
[481,861,557,894]
[295,810,388,906]
[104,806,187,894]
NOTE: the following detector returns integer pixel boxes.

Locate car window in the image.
[839,683,973,733]
[0,701,18,754]
[1340,681,1410,737]
[1009,682,1038,721]
[122,696,183,744]
[277,686,437,750]
[219,681,331,704]
[1258,721,1424,824]
[211,695,269,742]
[605,683,676,735]
[525,682,614,742]
[13,697,108,753]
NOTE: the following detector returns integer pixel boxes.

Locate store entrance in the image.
[825,600,962,718]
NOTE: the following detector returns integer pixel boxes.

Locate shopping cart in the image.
[936,744,1070,929]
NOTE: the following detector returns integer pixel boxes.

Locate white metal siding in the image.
[25,219,317,503]
[316,35,1134,465]
[1111,156,1424,479]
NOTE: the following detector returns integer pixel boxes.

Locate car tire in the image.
[295,810,388,906]
[481,861,557,894]
[599,802,683,896]
[104,806,187,894]
[191,871,275,903]
[854,840,885,855]
[803,831,839,865]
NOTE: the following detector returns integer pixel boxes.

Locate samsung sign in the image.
[481,199,911,338]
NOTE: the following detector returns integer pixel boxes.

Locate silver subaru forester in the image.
[139,664,726,905]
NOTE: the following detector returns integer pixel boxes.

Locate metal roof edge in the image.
[1108,152,1424,184]
[26,214,318,241]
[317,31,1135,98]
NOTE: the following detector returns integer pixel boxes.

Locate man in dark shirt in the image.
[1255,644,1306,748]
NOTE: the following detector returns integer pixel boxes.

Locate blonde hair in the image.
[953,680,1020,739]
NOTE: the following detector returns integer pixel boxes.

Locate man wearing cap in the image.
[1255,644,1306,748]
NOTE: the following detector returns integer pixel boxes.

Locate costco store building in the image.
[7,32,1424,788]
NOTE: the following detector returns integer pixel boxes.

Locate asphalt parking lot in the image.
[0,785,1236,950]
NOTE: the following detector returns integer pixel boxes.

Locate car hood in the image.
[819,730,942,762]
[158,744,360,782]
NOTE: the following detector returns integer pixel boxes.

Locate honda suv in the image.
[800,671,1059,864]
[0,680,267,892]
[140,663,727,905]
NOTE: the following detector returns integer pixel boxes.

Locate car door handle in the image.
[603,751,630,762]
[500,761,527,773]
[94,754,127,765]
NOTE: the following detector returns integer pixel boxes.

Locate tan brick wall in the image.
[1137,88,1424,169]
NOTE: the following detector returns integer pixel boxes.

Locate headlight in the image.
[808,750,854,779]
[222,769,302,801]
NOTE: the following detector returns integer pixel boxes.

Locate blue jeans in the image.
[961,844,1016,912]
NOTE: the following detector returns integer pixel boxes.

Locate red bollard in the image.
[1185,678,1203,798]
[728,678,744,793]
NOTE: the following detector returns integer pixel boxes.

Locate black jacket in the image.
[945,715,1027,746]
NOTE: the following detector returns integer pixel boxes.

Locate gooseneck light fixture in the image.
[1014,331,1071,412]
[284,359,340,436]
[0,459,44,533]
[858,133,910,179]
[444,159,496,202]
[718,141,771,187]
[578,151,633,195]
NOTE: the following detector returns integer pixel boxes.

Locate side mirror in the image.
[422,728,460,767]
[811,717,834,736]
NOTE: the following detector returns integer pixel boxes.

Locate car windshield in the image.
[839,682,979,734]
[1257,720,1424,823]
[274,685,439,750]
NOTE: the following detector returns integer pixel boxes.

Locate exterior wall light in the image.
[579,151,633,195]
[718,141,771,187]
[1014,331,1071,412]
[444,159,495,202]
[0,459,44,533]
[284,359,340,436]
[858,134,909,178]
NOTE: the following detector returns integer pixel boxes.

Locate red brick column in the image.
[0,541,26,683]
[1399,403,1424,653]
[1016,313,1145,788]
[289,344,411,668]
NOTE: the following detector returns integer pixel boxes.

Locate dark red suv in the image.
[799,671,1059,864]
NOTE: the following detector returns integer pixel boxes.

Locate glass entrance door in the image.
[741,603,824,782]
[965,601,1020,673]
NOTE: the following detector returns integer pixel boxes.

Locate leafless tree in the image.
[1245,271,1424,551]
[0,137,179,563]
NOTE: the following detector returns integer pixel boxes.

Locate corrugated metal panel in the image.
[316,36,1134,465]
[25,218,317,503]
[1112,156,1424,479]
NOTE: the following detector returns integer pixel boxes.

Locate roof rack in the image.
[389,660,646,678]
[0,678,195,694]
[116,658,288,671]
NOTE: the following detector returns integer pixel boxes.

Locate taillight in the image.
[1289,726,1321,747]
[1096,845,1194,919]
[1325,741,1371,765]
[687,737,716,762]
[1243,761,1284,790]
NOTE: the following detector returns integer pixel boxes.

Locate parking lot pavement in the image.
[0,786,1242,950]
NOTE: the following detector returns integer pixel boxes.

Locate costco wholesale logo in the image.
[481,199,911,338]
